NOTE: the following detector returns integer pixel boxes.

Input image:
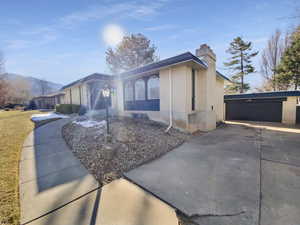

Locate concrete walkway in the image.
[20,118,178,225]
[20,119,100,225]
[125,122,300,225]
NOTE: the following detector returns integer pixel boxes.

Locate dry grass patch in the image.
[0,110,42,225]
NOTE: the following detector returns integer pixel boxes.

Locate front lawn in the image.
[0,110,40,225]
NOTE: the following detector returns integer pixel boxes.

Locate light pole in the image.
[102,85,110,135]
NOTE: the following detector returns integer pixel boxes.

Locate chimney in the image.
[195,44,216,63]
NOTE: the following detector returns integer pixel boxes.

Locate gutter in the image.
[165,68,173,133]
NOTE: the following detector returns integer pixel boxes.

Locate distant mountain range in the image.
[0,73,63,97]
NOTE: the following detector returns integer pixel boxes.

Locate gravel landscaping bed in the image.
[62,116,191,186]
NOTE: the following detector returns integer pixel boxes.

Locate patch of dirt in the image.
[62,116,191,186]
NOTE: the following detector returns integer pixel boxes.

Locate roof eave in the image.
[120,59,207,80]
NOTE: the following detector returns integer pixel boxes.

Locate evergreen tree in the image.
[106,33,158,74]
[224,37,258,93]
[276,26,300,90]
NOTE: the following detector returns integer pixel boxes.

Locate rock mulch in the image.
[62,116,191,186]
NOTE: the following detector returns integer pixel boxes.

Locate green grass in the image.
[0,110,41,225]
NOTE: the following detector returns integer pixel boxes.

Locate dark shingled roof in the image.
[120,52,230,81]
[120,52,207,78]
[225,91,300,100]
[61,73,113,90]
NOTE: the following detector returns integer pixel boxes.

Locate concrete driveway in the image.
[125,121,300,225]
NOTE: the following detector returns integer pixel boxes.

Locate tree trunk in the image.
[240,52,244,93]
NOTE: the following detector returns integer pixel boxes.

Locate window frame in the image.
[134,78,146,101]
[124,80,134,102]
[147,75,160,100]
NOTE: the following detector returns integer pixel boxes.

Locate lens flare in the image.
[102,24,124,46]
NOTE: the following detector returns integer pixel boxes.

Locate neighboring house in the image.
[224,91,300,125]
[61,73,114,110]
[115,44,230,132]
[33,92,65,109]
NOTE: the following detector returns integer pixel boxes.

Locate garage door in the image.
[226,99,283,122]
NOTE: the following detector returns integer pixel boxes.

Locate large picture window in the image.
[135,79,146,100]
[124,81,134,101]
[147,76,159,99]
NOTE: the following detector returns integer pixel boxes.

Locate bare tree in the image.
[260,30,288,91]
[6,78,31,104]
[0,51,8,106]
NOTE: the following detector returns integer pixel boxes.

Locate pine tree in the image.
[276,26,300,90]
[224,37,258,93]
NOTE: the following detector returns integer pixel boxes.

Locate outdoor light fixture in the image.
[102,87,110,98]
[102,85,111,135]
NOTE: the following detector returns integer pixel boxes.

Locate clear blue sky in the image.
[0,0,299,88]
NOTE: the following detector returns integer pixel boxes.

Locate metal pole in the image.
[105,97,109,134]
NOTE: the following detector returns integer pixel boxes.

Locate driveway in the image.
[125,122,300,225]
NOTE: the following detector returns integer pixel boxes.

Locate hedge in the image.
[55,104,86,115]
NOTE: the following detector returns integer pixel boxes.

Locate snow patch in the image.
[72,120,106,128]
[31,113,69,122]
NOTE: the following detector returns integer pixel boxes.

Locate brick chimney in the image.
[195,44,216,63]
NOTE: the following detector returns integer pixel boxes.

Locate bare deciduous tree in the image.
[0,51,8,106]
[6,78,31,104]
[260,29,288,91]
[0,51,4,74]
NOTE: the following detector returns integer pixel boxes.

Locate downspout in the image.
[165,68,173,133]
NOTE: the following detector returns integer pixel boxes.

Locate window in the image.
[135,79,146,100]
[192,69,196,111]
[124,81,134,101]
[147,76,159,99]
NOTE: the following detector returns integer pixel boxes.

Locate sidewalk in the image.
[19,119,100,225]
[19,118,177,225]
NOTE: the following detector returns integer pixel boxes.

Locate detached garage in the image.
[224,91,300,125]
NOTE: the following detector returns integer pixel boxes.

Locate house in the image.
[58,44,229,132]
[114,44,230,132]
[61,73,114,110]
[225,91,300,125]
[33,92,65,109]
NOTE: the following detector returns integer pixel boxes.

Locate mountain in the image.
[0,73,63,97]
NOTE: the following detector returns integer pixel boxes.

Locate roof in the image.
[217,71,231,82]
[33,92,65,99]
[225,91,300,100]
[120,51,230,81]
[61,73,113,90]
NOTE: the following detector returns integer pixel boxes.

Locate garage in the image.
[224,91,300,124]
[225,99,283,122]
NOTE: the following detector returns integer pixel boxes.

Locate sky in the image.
[0,0,299,89]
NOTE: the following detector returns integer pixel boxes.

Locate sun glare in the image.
[102,24,124,47]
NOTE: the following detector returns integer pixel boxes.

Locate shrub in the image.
[78,106,87,115]
[28,100,37,110]
[55,104,73,114]
[55,104,86,115]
